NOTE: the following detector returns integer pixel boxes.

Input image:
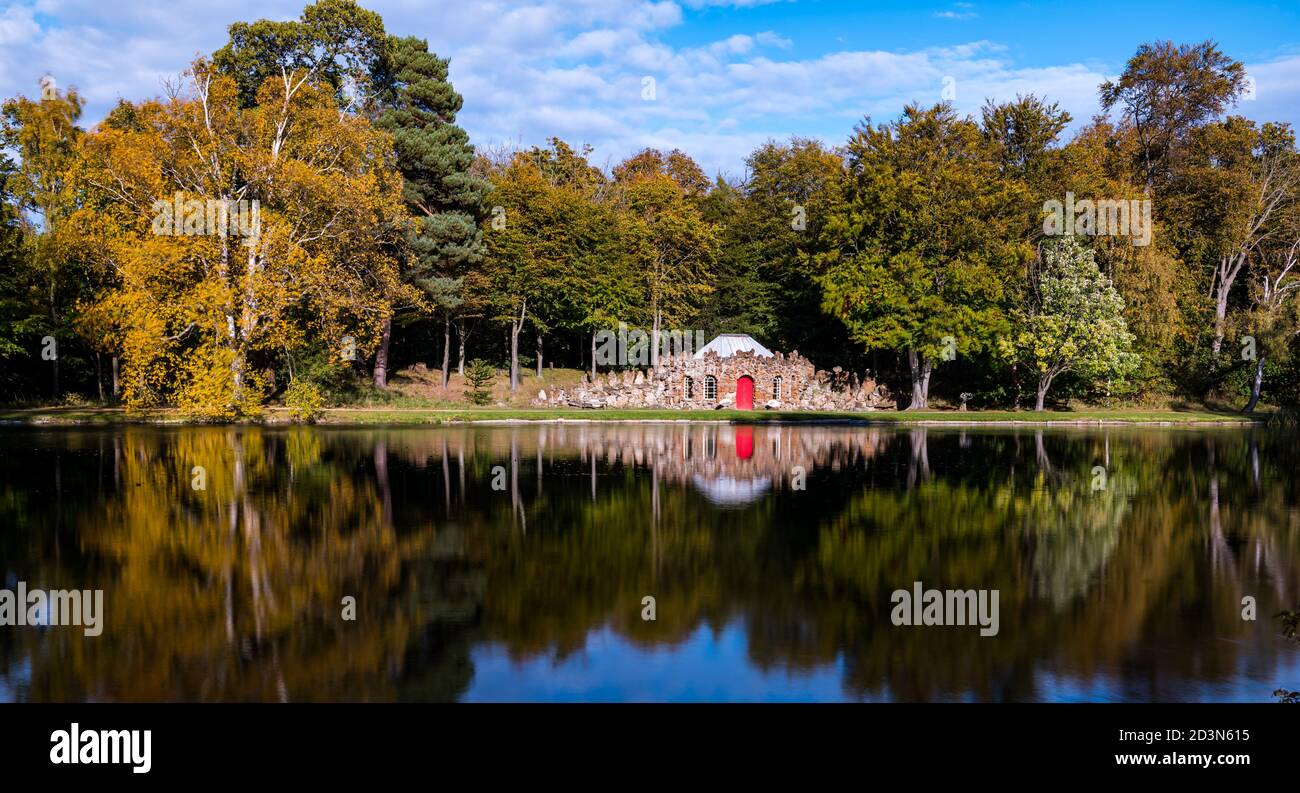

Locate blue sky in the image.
[2,0,1298,177]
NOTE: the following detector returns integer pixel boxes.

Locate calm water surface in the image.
[1,423,1297,702]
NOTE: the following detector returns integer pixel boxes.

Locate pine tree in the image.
[374,36,490,388]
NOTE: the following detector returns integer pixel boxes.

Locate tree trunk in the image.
[510,321,521,393]
[49,283,60,400]
[95,352,104,402]
[536,332,543,378]
[906,428,930,487]
[905,348,931,410]
[457,327,466,375]
[111,355,120,399]
[1243,355,1265,413]
[441,314,451,389]
[509,302,527,393]
[1035,381,1048,411]
[591,330,598,380]
[1211,288,1229,356]
[1210,253,1245,357]
[51,345,59,401]
[373,316,392,389]
[651,311,662,371]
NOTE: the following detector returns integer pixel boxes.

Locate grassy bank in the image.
[0,405,1265,426]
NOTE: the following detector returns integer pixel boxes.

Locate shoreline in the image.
[0,406,1268,428]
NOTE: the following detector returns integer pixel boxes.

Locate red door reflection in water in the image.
[735,426,754,459]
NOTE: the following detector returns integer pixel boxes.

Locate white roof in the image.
[693,333,774,359]
[692,474,772,507]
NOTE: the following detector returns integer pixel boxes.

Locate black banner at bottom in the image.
[0,703,1288,781]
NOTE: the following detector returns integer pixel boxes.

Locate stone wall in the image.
[535,349,896,410]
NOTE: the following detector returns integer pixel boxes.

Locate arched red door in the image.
[736,376,754,410]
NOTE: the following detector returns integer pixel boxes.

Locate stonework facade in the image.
[536,339,896,411]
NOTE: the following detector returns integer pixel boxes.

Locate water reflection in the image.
[1,424,1297,702]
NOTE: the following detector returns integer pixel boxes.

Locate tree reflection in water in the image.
[0,424,1297,701]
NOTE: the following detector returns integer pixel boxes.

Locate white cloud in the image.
[0,5,40,46]
[755,30,792,49]
[933,2,978,20]
[1,0,1297,179]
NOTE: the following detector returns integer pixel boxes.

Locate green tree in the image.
[615,162,719,369]
[0,153,29,364]
[696,175,776,339]
[481,148,581,392]
[981,95,1072,240]
[212,0,388,110]
[568,189,638,379]
[1,81,87,399]
[733,138,844,358]
[518,140,613,378]
[818,103,1031,409]
[462,358,495,405]
[998,236,1138,410]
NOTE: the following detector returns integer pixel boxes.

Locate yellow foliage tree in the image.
[75,61,415,419]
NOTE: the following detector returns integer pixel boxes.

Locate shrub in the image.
[284,380,326,422]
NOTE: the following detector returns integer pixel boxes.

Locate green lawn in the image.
[0,405,1264,426]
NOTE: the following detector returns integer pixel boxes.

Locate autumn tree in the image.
[1178,119,1299,356]
[79,62,411,418]
[1240,238,1300,412]
[1237,139,1300,412]
[1100,40,1247,191]
[613,148,710,199]
[1048,118,1193,394]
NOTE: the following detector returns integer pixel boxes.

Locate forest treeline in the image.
[1,0,1298,416]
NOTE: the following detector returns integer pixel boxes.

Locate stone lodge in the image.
[536,333,896,411]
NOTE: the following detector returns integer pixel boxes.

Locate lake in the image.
[1,422,1297,702]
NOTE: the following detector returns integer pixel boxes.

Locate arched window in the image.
[704,375,717,400]
[773,376,783,400]
[684,376,694,399]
